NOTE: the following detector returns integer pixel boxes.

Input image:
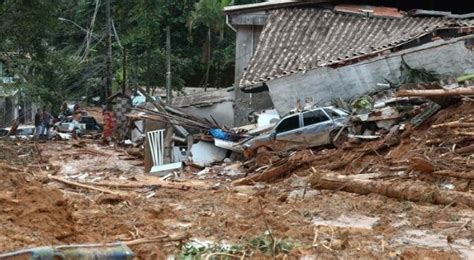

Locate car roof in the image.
[1,125,35,130]
[281,107,332,120]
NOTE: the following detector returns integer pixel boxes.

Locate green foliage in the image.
[178,232,295,258]
[249,231,294,256]
[396,59,440,86]
[0,0,255,111]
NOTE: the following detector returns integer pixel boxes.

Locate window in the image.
[17,128,34,135]
[275,115,300,133]
[80,117,96,124]
[0,129,8,136]
[324,108,342,119]
[303,110,329,126]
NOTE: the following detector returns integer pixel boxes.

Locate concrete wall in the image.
[0,96,17,127]
[266,36,474,116]
[233,24,274,126]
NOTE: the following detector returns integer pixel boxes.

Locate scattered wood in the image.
[454,131,474,137]
[232,161,290,186]
[49,176,129,196]
[310,172,474,207]
[136,175,212,190]
[0,164,23,172]
[123,232,190,246]
[432,121,474,128]
[409,156,435,173]
[126,148,144,159]
[87,181,160,190]
[76,148,113,157]
[397,87,474,97]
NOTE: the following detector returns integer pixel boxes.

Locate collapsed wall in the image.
[267,36,474,115]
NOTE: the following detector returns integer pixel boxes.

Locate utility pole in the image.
[166,26,172,105]
[105,0,112,100]
[122,49,127,95]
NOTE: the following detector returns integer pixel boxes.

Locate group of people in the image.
[33,106,53,139]
[33,102,82,139]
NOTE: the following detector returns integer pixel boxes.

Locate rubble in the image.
[0,76,473,258]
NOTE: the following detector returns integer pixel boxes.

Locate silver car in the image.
[242,107,348,163]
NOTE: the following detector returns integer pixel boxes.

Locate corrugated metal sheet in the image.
[172,89,233,108]
[240,7,474,89]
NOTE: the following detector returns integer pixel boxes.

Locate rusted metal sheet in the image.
[240,7,474,90]
[334,5,404,18]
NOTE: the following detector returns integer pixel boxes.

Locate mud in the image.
[0,101,472,259]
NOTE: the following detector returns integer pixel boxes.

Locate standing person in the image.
[73,102,81,112]
[61,101,71,117]
[34,108,43,139]
[71,110,83,139]
[41,106,53,139]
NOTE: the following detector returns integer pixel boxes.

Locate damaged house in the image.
[225,1,474,118]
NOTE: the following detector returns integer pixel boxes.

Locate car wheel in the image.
[330,128,348,148]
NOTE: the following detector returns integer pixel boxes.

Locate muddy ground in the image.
[0,102,472,259]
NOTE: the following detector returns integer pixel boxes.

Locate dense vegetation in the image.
[0,0,261,108]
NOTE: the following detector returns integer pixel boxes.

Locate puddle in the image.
[394,229,473,259]
[312,214,380,230]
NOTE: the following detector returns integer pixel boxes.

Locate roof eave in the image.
[224,0,333,14]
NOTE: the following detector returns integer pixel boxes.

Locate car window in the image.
[17,128,34,135]
[0,129,8,136]
[303,110,329,126]
[80,117,96,124]
[324,108,343,119]
[275,115,300,133]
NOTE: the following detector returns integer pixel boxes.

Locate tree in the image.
[188,0,232,89]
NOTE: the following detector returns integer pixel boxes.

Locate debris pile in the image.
[231,81,474,209]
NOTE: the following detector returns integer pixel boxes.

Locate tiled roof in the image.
[240,7,474,89]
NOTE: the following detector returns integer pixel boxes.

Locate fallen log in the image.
[88,180,193,191]
[429,170,474,180]
[432,121,474,128]
[310,172,474,207]
[136,175,211,190]
[50,176,129,196]
[123,232,190,246]
[455,144,474,154]
[454,131,474,137]
[233,162,291,186]
[396,87,474,97]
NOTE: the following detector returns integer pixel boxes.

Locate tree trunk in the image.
[310,173,474,207]
[146,48,151,95]
[430,170,474,180]
[204,28,211,91]
[396,87,474,97]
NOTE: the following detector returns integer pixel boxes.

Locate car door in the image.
[301,109,334,146]
[273,114,306,150]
